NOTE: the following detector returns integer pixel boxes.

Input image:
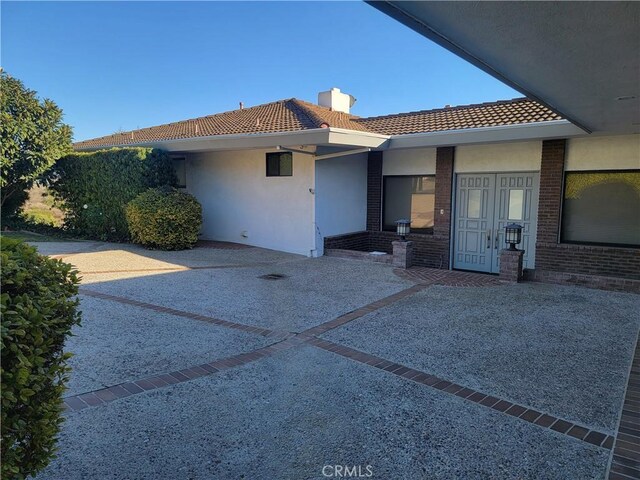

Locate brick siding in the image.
[535,138,640,289]
[536,139,565,244]
[366,151,383,231]
[536,243,640,280]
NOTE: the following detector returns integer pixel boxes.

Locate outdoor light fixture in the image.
[505,223,523,250]
[396,219,411,241]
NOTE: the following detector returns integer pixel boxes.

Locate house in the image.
[74,2,640,292]
[74,87,640,292]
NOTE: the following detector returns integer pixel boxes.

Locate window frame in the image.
[560,168,640,248]
[266,152,293,177]
[382,174,436,234]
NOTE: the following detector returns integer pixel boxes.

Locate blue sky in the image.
[2,1,518,141]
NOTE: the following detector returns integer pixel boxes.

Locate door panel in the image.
[454,172,539,274]
[492,173,539,272]
[454,174,495,273]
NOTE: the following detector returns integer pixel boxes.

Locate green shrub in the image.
[48,148,176,241]
[1,237,81,480]
[126,186,202,250]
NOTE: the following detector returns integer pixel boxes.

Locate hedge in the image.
[1,237,81,479]
[126,186,202,250]
[49,148,176,241]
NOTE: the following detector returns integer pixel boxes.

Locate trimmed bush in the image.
[1,237,81,479]
[126,186,202,250]
[48,148,176,241]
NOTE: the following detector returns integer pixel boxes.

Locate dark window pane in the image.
[266,153,280,176]
[562,171,640,246]
[383,176,435,231]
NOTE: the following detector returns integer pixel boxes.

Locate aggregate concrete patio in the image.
[30,241,639,480]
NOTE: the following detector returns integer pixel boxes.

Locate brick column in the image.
[432,146,455,269]
[537,140,566,244]
[366,151,383,231]
[434,147,454,238]
[392,240,414,269]
[500,249,524,282]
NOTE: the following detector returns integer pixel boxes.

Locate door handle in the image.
[486,229,491,249]
[495,231,500,249]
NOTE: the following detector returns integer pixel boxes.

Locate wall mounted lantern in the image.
[396,219,411,241]
[505,223,523,250]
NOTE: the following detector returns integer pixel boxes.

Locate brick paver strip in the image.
[80,262,277,275]
[608,335,640,480]
[63,340,296,412]
[307,337,613,451]
[394,267,503,288]
[80,288,291,339]
[301,284,427,336]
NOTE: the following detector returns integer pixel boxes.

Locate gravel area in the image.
[38,346,609,480]
[323,282,640,433]
[64,295,274,396]
[78,256,413,332]
[35,242,299,272]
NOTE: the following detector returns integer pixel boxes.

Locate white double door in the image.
[454,172,539,273]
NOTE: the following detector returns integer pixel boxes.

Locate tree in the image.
[0,71,72,220]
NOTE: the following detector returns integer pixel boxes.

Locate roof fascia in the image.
[75,129,334,153]
[387,120,586,149]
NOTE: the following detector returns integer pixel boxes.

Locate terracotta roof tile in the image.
[73,99,369,150]
[73,97,562,149]
[356,98,562,135]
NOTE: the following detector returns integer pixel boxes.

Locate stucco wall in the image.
[186,149,316,256]
[315,153,368,254]
[382,148,437,176]
[565,134,640,171]
[455,141,542,172]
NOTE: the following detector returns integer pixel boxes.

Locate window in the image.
[266,152,293,177]
[383,176,435,232]
[172,157,187,188]
[562,170,640,247]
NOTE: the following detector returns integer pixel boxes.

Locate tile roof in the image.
[74,97,562,149]
[73,99,370,150]
[356,98,563,135]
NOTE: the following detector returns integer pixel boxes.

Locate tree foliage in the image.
[49,148,177,241]
[0,71,73,219]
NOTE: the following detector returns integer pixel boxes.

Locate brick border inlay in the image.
[63,339,300,411]
[304,337,614,451]
[394,267,503,287]
[300,284,427,337]
[608,335,640,479]
[80,289,291,339]
[79,261,277,275]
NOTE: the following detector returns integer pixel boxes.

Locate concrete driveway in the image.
[31,241,639,480]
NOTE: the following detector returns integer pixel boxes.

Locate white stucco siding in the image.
[314,153,368,255]
[455,141,542,172]
[565,134,640,171]
[186,149,316,256]
[382,148,437,176]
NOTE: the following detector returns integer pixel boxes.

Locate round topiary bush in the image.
[125,186,202,250]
